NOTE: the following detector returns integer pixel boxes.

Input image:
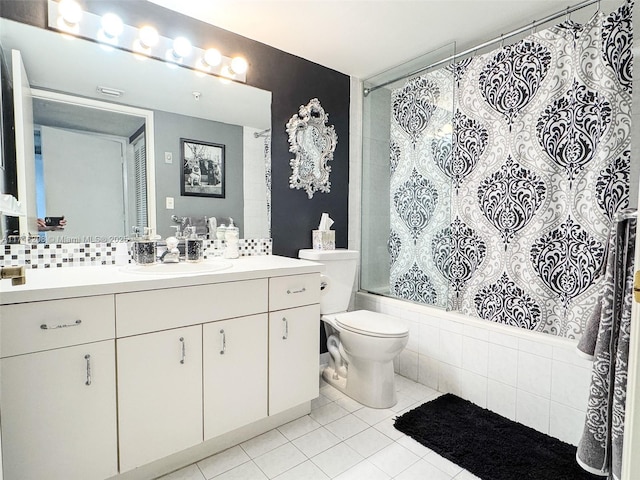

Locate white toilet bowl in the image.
[322,310,409,408]
[297,248,410,408]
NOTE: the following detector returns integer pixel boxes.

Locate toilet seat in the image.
[325,310,409,338]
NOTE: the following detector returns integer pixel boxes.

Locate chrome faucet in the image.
[1,265,26,286]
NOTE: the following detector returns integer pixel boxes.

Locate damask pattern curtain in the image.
[389,1,633,337]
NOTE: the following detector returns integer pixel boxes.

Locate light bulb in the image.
[101,13,123,38]
[138,25,159,48]
[172,37,192,59]
[230,56,248,75]
[203,48,222,67]
[59,0,82,26]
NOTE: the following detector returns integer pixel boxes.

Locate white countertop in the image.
[0,256,323,305]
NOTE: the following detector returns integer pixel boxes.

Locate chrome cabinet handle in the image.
[220,329,226,355]
[41,319,82,330]
[84,354,91,386]
[179,337,185,364]
[286,287,306,294]
[282,317,288,340]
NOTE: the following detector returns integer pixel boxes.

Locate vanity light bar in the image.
[46,0,247,83]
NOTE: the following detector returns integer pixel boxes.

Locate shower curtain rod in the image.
[363,0,600,96]
[253,128,271,138]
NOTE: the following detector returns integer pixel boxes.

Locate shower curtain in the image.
[389,0,633,338]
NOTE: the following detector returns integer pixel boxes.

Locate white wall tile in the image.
[552,345,593,368]
[399,350,419,381]
[440,319,464,334]
[459,370,487,408]
[406,321,420,353]
[418,324,439,358]
[439,330,463,367]
[517,351,552,398]
[438,363,462,396]
[463,324,490,341]
[549,402,586,446]
[516,390,550,434]
[488,331,519,349]
[417,355,439,390]
[550,360,591,411]
[461,337,489,376]
[519,338,553,358]
[488,344,518,387]
[487,379,516,420]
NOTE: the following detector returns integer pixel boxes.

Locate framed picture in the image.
[180,138,225,198]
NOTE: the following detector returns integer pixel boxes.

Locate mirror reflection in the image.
[0,18,272,242]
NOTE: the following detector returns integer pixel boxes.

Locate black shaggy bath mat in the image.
[394,394,601,480]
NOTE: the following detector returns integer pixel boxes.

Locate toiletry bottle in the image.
[223,219,239,259]
[216,224,227,241]
[185,227,204,263]
[134,227,157,265]
[207,217,217,239]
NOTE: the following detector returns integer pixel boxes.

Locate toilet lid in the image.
[331,310,409,338]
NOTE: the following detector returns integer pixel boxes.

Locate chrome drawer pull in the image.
[282,317,288,340]
[84,354,92,386]
[40,319,82,330]
[286,287,306,294]
[220,329,226,355]
[179,337,186,364]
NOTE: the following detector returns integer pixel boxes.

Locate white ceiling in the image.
[147,0,610,79]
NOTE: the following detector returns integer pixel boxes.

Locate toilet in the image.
[298,249,409,408]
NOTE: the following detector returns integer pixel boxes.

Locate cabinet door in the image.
[203,314,268,439]
[1,340,118,480]
[269,304,320,415]
[117,325,202,472]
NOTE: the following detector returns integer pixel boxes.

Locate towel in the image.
[576,299,602,360]
[576,212,636,480]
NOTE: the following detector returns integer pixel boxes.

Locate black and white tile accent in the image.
[0,238,272,269]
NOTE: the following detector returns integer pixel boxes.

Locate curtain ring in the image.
[565,6,571,22]
[500,34,504,48]
[531,20,536,36]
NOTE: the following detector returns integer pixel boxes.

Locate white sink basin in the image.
[122,260,233,275]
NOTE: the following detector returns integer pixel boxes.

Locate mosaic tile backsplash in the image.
[0,238,272,269]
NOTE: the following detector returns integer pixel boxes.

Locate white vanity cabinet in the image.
[0,259,323,480]
[115,278,270,471]
[0,296,118,480]
[268,274,320,415]
[117,325,203,472]
[203,314,268,439]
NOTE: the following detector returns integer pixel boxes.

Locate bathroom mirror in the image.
[0,18,272,242]
[286,98,337,199]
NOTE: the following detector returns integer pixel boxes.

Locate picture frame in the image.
[180,138,225,198]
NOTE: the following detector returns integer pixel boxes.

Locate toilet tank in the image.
[298,249,358,314]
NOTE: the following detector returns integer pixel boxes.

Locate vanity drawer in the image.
[116,278,268,337]
[269,273,320,311]
[1,295,115,358]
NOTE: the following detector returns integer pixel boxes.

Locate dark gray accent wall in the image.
[154,111,243,238]
[1,0,351,258]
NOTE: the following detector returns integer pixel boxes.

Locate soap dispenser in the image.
[133,227,157,265]
[185,227,204,263]
[223,218,239,259]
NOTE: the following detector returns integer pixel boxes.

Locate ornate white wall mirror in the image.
[286,98,337,199]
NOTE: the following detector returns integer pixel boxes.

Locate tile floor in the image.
[157,375,480,480]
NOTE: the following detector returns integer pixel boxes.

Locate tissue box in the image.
[312,230,335,250]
